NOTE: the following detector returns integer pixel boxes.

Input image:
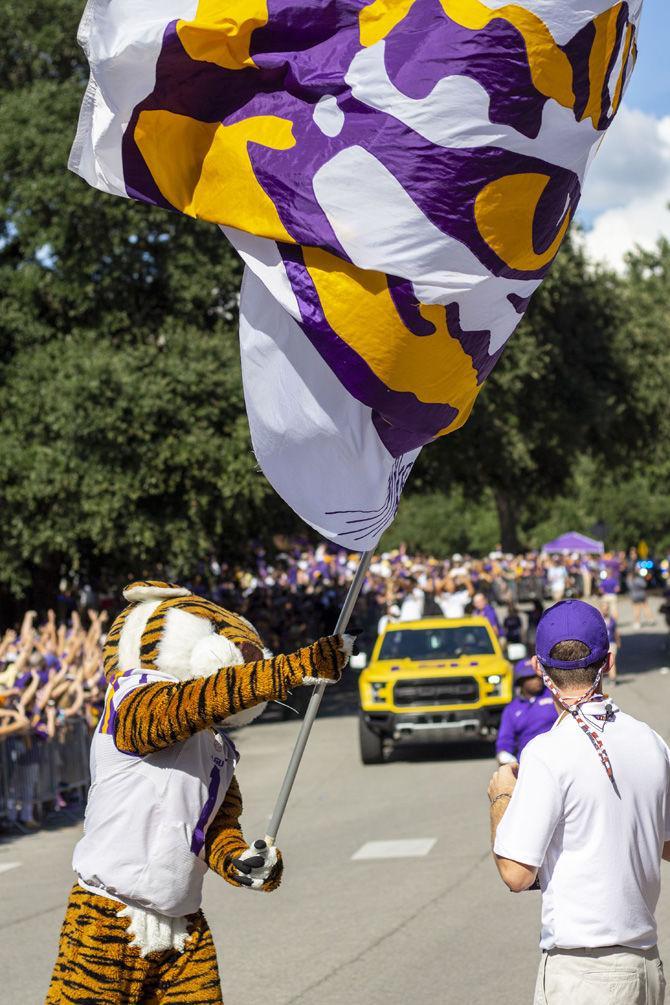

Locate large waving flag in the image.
[70,0,642,548]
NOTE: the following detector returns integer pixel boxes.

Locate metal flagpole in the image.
[265,548,374,845]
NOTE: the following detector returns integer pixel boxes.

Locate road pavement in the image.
[3,597,670,1004]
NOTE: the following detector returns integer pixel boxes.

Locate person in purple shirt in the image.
[473,592,500,636]
[598,554,622,617]
[496,658,557,765]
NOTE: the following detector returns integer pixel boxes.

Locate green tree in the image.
[380,489,499,556]
[0,326,293,598]
[2,1,667,604]
[0,0,290,601]
[412,236,643,551]
[0,1,243,357]
[621,238,670,467]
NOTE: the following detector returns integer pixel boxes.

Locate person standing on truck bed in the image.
[488,600,670,1005]
[473,592,500,637]
[496,659,557,766]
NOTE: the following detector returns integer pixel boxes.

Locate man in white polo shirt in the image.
[488,599,670,1003]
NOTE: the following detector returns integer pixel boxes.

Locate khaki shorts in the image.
[534,946,666,1005]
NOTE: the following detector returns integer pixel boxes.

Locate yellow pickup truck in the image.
[357,616,513,764]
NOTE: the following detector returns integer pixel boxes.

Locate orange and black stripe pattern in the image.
[137,603,169,672]
[114,636,347,756]
[125,580,185,592]
[46,885,223,1004]
[204,777,283,892]
[136,596,264,673]
[103,603,136,684]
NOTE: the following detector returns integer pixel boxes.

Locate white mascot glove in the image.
[231,839,281,891]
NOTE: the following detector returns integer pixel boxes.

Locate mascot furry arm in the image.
[204,777,283,892]
[113,636,346,756]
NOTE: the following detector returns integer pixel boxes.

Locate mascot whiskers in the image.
[46,581,351,1004]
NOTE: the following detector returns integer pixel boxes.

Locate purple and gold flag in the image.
[70,0,642,548]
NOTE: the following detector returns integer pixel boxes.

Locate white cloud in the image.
[579,106,670,271]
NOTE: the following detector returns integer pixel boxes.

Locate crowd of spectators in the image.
[37,540,659,659]
[2,542,657,717]
[0,539,659,829]
[0,609,107,743]
[0,609,106,830]
[187,540,652,653]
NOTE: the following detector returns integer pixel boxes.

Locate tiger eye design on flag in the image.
[70,0,642,548]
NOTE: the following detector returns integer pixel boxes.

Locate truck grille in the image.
[393,677,480,706]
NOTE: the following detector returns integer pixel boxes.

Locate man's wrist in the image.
[489,792,513,808]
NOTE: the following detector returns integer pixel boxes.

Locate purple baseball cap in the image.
[536,600,609,670]
[514,658,536,683]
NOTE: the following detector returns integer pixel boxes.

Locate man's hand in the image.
[229,839,283,892]
[488,763,538,893]
[488,763,518,803]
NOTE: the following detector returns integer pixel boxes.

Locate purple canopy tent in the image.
[541,532,604,554]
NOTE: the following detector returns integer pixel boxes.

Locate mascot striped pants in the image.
[46,885,223,1004]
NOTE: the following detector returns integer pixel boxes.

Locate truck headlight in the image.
[368,682,387,704]
[486,674,503,697]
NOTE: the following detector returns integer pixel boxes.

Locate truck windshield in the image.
[378,626,495,660]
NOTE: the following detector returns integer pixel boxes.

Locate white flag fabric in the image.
[70,0,643,549]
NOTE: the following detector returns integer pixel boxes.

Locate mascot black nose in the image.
[254,839,267,851]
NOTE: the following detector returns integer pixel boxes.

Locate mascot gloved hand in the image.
[229,839,283,891]
[46,581,351,1005]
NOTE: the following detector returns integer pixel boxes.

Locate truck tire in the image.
[359,715,385,765]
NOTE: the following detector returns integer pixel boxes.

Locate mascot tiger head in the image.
[103,580,270,727]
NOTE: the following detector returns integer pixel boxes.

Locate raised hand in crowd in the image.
[0,705,29,739]
[0,629,18,660]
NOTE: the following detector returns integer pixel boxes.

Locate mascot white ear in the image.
[191,635,268,728]
[189,631,269,727]
[190,633,243,679]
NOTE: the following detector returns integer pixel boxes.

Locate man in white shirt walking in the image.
[399,579,425,621]
[488,599,670,1004]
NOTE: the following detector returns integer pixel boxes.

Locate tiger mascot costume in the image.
[46,581,351,1004]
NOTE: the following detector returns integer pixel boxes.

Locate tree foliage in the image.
[401,237,670,555]
[0,0,292,600]
[0,327,292,595]
[412,237,661,551]
[380,489,500,556]
[1,1,669,603]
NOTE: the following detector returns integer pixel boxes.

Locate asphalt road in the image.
[3,597,670,1005]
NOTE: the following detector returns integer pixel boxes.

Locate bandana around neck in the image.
[541,665,616,786]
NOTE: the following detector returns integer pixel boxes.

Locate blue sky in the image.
[624,1,669,116]
[579,1,670,268]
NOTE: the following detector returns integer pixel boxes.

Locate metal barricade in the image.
[0,737,11,822]
[0,717,91,827]
[57,718,91,793]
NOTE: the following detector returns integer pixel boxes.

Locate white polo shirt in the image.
[494,702,670,950]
